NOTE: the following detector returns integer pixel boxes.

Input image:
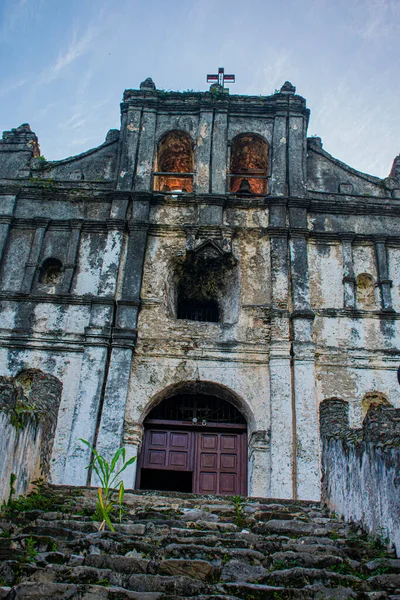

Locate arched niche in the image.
[136,381,252,496]
[362,391,391,419]
[39,257,63,286]
[229,133,268,194]
[356,273,376,310]
[169,242,239,324]
[142,380,254,427]
[319,397,349,438]
[154,130,194,192]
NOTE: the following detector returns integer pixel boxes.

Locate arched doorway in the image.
[136,390,248,495]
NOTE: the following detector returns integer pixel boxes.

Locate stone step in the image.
[0,582,163,599]
[1,485,398,599]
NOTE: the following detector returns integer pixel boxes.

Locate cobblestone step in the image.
[0,484,398,599]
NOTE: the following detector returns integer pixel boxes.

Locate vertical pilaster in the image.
[93,345,133,476]
[341,234,356,309]
[94,196,150,468]
[134,106,157,192]
[122,421,144,488]
[269,212,294,497]
[0,195,16,263]
[248,430,270,497]
[375,237,393,311]
[289,210,319,500]
[0,217,12,264]
[61,219,83,293]
[63,318,111,484]
[269,341,293,498]
[211,107,228,194]
[270,112,287,197]
[292,320,319,500]
[97,220,125,297]
[289,233,312,313]
[196,106,213,193]
[288,114,307,198]
[21,218,49,292]
[117,106,143,192]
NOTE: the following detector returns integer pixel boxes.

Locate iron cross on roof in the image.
[207,67,235,89]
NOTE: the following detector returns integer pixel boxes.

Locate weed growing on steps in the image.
[22,537,38,563]
[0,529,11,538]
[231,494,245,528]
[80,439,136,532]
[1,478,54,516]
[8,473,16,503]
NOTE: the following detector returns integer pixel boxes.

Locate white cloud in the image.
[0,77,30,98]
[38,23,102,85]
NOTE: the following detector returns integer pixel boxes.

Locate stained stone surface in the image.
[1,80,400,508]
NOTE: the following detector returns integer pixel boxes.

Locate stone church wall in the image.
[320,402,400,556]
[0,370,62,502]
[1,80,400,502]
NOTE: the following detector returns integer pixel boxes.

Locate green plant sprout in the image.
[80,439,136,532]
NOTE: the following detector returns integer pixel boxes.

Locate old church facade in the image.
[1,78,400,501]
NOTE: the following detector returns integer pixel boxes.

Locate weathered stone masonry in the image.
[1,78,400,500]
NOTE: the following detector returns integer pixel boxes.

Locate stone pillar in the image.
[289,215,319,500]
[289,235,312,314]
[269,339,293,498]
[211,107,228,194]
[21,218,49,292]
[196,106,213,193]
[374,237,393,311]
[97,220,125,297]
[248,430,270,497]
[269,212,294,498]
[93,344,133,479]
[63,318,111,485]
[121,420,144,489]
[134,106,157,192]
[291,321,319,500]
[0,195,16,263]
[61,219,83,293]
[341,234,356,309]
[94,197,150,472]
[117,106,143,192]
[288,114,307,198]
[270,109,288,197]
[0,217,12,266]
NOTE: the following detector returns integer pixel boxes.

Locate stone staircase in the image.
[0,484,399,599]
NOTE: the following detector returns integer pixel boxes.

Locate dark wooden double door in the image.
[137,425,247,496]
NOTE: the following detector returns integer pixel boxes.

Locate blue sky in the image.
[1,0,399,177]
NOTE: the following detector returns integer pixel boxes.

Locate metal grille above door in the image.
[146,394,246,425]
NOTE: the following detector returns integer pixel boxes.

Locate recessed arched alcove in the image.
[136,381,250,496]
[168,242,239,325]
[39,257,63,285]
[153,130,194,192]
[229,133,269,194]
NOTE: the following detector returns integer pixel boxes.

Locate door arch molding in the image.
[136,381,250,496]
[139,380,255,431]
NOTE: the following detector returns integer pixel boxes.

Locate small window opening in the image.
[154,131,194,192]
[229,134,268,195]
[176,254,223,324]
[39,258,63,285]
